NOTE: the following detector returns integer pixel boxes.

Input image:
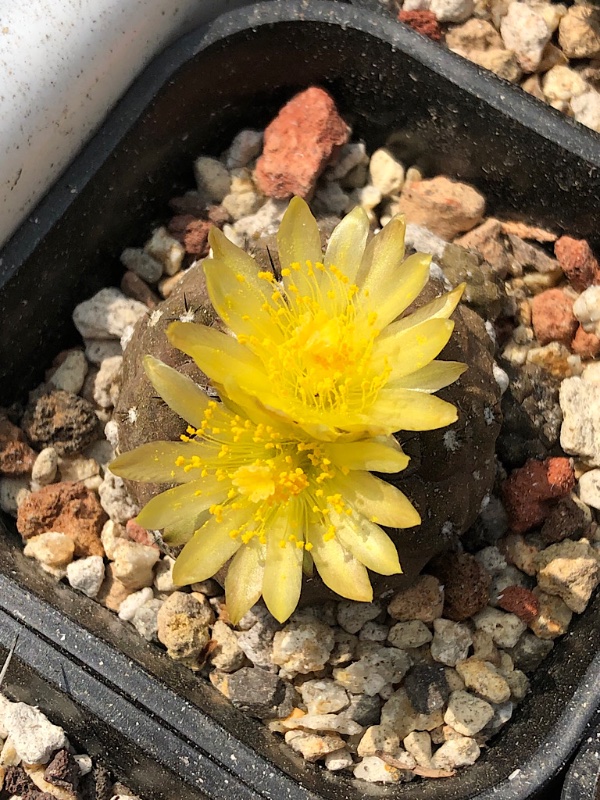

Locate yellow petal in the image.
[167,322,265,394]
[371,318,455,380]
[307,525,373,602]
[225,537,266,624]
[357,213,406,287]
[172,506,249,586]
[203,257,273,336]
[163,512,209,546]
[209,225,263,276]
[332,471,421,528]
[262,515,303,623]
[324,205,370,283]
[109,441,208,484]
[383,283,465,337]
[143,356,211,429]
[278,196,322,271]
[323,438,409,473]
[390,360,467,392]
[367,388,459,432]
[332,510,402,575]
[362,252,432,330]
[136,478,227,533]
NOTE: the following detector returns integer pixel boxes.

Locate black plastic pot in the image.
[1,2,600,798]
[561,706,600,800]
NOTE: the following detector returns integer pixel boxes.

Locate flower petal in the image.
[324,205,370,284]
[143,356,211,429]
[172,506,249,586]
[109,441,209,483]
[383,283,465,337]
[208,225,264,276]
[277,196,322,273]
[371,318,455,381]
[225,537,266,624]
[332,510,402,575]
[262,514,304,623]
[389,360,467,393]
[136,477,227,533]
[332,471,421,528]
[362,252,432,330]
[366,387,459,433]
[308,525,373,602]
[203,257,273,337]
[323,438,410,473]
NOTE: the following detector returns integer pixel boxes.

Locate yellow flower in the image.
[110,356,420,624]
[166,197,466,441]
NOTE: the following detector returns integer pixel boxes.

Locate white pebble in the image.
[0,476,30,516]
[67,555,105,598]
[49,350,88,394]
[574,286,600,336]
[31,447,58,486]
[4,703,67,764]
[119,587,155,621]
[112,539,160,590]
[154,555,178,593]
[226,129,263,169]
[93,356,123,409]
[144,226,185,276]
[579,469,600,509]
[500,3,551,72]
[72,288,147,340]
[98,470,139,524]
[84,338,122,366]
[120,248,162,283]
[194,156,230,202]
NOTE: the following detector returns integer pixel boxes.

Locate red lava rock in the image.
[125,518,159,549]
[255,87,350,199]
[501,457,576,534]
[16,481,106,557]
[571,324,600,359]
[120,271,160,309]
[427,552,491,621]
[554,235,600,292]
[0,415,36,476]
[398,9,443,40]
[395,176,485,240]
[497,585,540,622]
[167,215,213,256]
[531,288,578,347]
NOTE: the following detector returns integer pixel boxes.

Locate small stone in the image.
[44,748,80,792]
[209,620,245,672]
[579,469,600,510]
[500,3,551,72]
[98,470,140,524]
[353,755,403,783]
[381,688,444,739]
[132,598,162,641]
[285,730,345,762]
[388,620,432,649]
[72,287,147,340]
[4,765,33,795]
[560,377,600,466]
[111,540,159,591]
[505,669,529,701]
[529,588,573,639]
[73,754,92,776]
[221,189,263,221]
[144,226,185,276]
[455,658,511,703]
[574,287,600,339]
[357,724,399,757]
[471,630,500,665]
[299,680,349,715]
[431,619,472,666]
[535,538,600,613]
[572,326,600,359]
[333,647,411,696]
[233,198,288,241]
[497,585,539,623]
[236,612,280,668]
[84,338,123,366]
[404,664,450,713]
[225,667,286,718]
[396,176,485,240]
[167,215,213,256]
[542,65,588,110]
[336,601,381,634]
[387,575,444,622]
[473,607,526,648]
[226,129,263,169]
[507,631,554,672]
[501,457,576,533]
[368,149,405,196]
[0,475,30,515]
[555,236,600,292]
[255,87,350,199]
[398,9,444,40]
[96,563,134,611]
[432,736,480,769]
[455,217,510,278]
[444,691,494,736]
[283,713,362,736]
[430,0,474,22]
[558,5,600,59]
[428,553,491,621]
[153,556,177,593]
[120,248,162,284]
[22,390,98,457]
[272,618,334,674]
[57,456,100,487]
[4,703,67,764]
[17,482,106,556]
[93,356,123,409]
[359,621,389,642]
[531,289,577,347]
[24,532,74,567]
[118,586,154,621]
[193,156,230,202]
[405,223,447,260]
[157,591,211,667]
[344,694,381,727]
[404,731,432,766]
[470,48,522,83]
[48,350,88,395]
[572,90,600,135]
[475,545,507,576]
[324,749,354,771]
[31,447,59,486]
[66,555,105,598]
